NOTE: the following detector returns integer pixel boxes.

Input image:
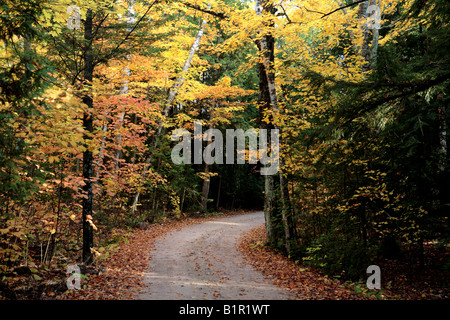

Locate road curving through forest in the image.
[137,212,293,300]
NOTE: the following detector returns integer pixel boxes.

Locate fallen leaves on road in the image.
[238,225,368,300]
[58,211,247,300]
[238,225,448,300]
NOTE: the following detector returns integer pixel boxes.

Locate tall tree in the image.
[254,0,277,247]
[254,0,293,253]
[81,8,95,265]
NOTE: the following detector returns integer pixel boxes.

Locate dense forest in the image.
[0,0,448,299]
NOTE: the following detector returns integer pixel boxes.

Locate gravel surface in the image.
[137,212,294,300]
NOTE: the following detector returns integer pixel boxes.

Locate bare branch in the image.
[278,4,293,24]
[179,1,227,20]
[321,0,368,19]
[301,6,326,16]
[94,0,160,67]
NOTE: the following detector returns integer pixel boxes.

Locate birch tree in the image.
[115,2,136,173]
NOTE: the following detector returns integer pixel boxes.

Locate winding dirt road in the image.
[137,212,293,300]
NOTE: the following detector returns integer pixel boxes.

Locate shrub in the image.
[302,231,375,280]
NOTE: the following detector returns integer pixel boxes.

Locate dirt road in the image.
[137,212,293,300]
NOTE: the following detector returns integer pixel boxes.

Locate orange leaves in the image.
[195,78,254,101]
[96,54,169,96]
[90,93,167,201]
[86,215,98,231]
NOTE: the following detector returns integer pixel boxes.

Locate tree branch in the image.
[94,0,160,67]
[321,0,368,19]
[340,72,450,127]
[278,4,293,24]
[179,1,227,20]
[299,6,326,16]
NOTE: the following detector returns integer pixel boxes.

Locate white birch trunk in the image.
[438,106,448,173]
[370,0,380,68]
[337,0,379,71]
[115,2,136,173]
[95,110,109,181]
[358,0,371,72]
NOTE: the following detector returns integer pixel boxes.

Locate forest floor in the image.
[238,226,367,300]
[238,225,448,300]
[1,210,447,300]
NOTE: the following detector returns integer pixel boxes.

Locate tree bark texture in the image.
[255,0,293,252]
[82,9,94,265]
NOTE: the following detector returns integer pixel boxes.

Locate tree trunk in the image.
[255,0,292,253]
[115,3,135,173]
[181,187,186,212]
[370,0,380,68]
[357,0,381,71]
[95,110,109,180]
[336,0,379,71]
[263,174,275,245]
[82,9,94,265]
[201,162,211,210]
[438,105,447,173]
[201,107,215,211]
[216,175,221,211]
[357,0,371,72]
[279,172,292,255]
[437,103,448,215]
[23,35,32,82]
[114,111,126,173]
[256,0,276,247]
